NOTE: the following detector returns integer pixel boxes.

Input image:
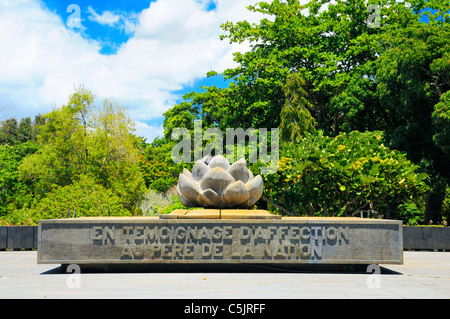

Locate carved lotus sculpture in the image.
[177,155,263,208]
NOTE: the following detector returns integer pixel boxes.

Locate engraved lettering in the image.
[311,244,322,259]
[92,226,103,240]
[212,226,222,240]
[90,224,352,262]
[240,227,251,239]
[202,244,212,257]
[242,244,254,258]
[223,226,232,240]
[326,226,337,240]
[300,226,310,240]
[213,244,223,257]
[299,244,310,257]
[199,227,211,240]
[134,243,144,258]
[120,243,133,259]
[253,226,265,240]
[174,244,184,258]
[184,244,195,257]
[176,227,186,240]
[159,226,171,240]
[144,227,158,242]
[273,244,286,258]
[338,226,349,243]
[134,226,144,240]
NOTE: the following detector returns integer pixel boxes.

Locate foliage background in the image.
[1,0,449,226]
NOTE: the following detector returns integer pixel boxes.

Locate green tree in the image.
[373,21,450,224]
[139,137,185,193]
[87,99,146,211]
[161,0,449,223]
[19,86,146,214]
[0,142,39,215]
[0,116,41,145]
[432,91,450,154]
[16,117,34,143]
[164,0,446,135]
[0,118,18,145]
[19,88,94,195]
[280,73,316,142]
[163,100,199,139]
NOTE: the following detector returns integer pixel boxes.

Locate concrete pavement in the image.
[0,251,449,299]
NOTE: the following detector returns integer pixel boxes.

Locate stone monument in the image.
[177,155,263,209]
[38,155,403,266]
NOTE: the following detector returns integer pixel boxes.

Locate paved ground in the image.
[0,251,448,299]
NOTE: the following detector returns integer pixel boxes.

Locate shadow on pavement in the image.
[40,263,404,275]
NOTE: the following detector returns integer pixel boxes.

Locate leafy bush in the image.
[159,195,191,215]
[140,188,174,216]
[139,187,201,216]
[0,142,39,216]
[139,138,185,193]
[0,208,37,226]
[262,131,429,219]
[442,187,450,225]
[24,176,131,223]
[395,202,424,226]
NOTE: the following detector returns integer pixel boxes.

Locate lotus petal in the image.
[222,180,250,207]
[227,158,250,183]
[192,160,210,182]
[246,175,263,201]
[176,154,263,208]
[201,155,212,165]
[182,168,192,179]
[202,188,221,207]
[178,173,201,205]
[177,185,195,207]
[200,167,235,196]
[244,197,258,208]
[208,154,230,170]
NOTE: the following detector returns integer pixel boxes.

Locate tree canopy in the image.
[161,0,449,223]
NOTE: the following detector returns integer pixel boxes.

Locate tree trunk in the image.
[424,190,445,225]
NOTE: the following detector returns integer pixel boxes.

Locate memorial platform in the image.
[37,210,403,266]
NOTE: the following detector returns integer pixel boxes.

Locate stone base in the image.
[160,209,281,220]
[37,212,403,265]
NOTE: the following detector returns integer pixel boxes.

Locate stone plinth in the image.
[37,212,403,265]
[160,209,281,220]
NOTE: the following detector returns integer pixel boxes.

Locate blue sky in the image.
[0,0,257,141]
[44,0,167,55]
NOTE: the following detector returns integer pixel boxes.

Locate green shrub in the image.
[262,130,429,219]
[139,188,174,216]
[159,195,191,215]
[395,202,424,226]
[0,142,38,215]
[0,208,35,226]
[26,175,131,223]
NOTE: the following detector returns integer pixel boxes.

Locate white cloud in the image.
[87,6,139,34]
[87,6,121,26]
[134,120,165,143]
[0,0,264,139]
